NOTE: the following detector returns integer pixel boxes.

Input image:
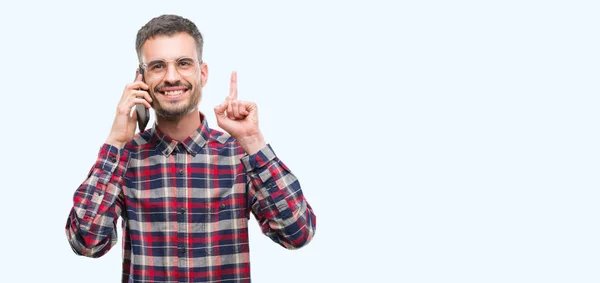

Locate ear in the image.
[200,62,208,87]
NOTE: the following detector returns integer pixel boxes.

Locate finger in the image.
[239,101,249,116]
[213,101,228,125]
[214,101,227,116]
[226,96,235,120]
[130,81,149,90]
[128,97,152,109]
[235,101,249,118]
[231,100,242,119]
[229,71,238,100]
[123,93,151,111]
[132,90,153,103]
[214,102,227,126]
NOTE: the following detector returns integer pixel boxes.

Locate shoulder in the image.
[123,130,154,153]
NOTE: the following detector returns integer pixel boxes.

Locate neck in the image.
[156,109,202,142]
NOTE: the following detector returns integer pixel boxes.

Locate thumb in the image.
[213,101,227,121]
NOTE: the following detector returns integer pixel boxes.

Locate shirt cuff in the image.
[241,144,276,172]
[93,144,130,175]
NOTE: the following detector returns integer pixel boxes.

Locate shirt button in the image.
[178,169,184,175]
[108,156,117,163]
[179,247,186,254]
[220,204,226,209]
[179,208,186,214]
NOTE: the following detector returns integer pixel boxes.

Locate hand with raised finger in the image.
[214,71,265,154]
[105,71,153,148]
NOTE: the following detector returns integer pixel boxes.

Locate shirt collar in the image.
[150,113,211,156]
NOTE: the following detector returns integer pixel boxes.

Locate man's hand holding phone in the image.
[105,72,153,149]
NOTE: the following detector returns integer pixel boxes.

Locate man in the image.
[65,14,316,282]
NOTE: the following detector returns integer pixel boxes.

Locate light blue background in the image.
[0,1,598,282]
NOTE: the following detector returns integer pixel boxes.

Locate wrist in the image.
[105,137,126,149]
[237,133,266,155]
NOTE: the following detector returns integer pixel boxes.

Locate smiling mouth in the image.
[162,90,186,96]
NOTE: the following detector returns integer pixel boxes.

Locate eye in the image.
[148,62,166,71]
[178,59,194,68]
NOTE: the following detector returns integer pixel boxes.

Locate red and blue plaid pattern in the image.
[66,114,316,282]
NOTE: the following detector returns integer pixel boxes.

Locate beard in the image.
[151,81,201,121]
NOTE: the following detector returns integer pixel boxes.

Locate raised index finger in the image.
[229,71,238,99]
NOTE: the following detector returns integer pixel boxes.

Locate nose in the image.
[163,62,181,83]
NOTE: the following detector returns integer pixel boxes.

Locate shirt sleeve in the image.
[241,144,316,249]
[65,143,129,258]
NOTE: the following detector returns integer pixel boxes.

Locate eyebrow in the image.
[146,57,195,65]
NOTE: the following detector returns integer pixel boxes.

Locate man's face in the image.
[140,32,207,120]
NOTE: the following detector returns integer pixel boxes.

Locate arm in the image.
[214,71,316,248]
[65,144,129,258]
[66,71,149,257]
[241,145,316,249]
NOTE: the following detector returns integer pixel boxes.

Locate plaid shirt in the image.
[65,114,316,282]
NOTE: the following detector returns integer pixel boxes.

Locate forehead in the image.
[141,32,198,62]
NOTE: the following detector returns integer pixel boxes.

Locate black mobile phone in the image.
[135,66,150,132]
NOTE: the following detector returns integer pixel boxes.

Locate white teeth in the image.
[164,90,184,96]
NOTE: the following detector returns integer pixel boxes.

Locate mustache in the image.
[155,82,193,93]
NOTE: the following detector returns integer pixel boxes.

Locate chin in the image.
[156,104,197,120]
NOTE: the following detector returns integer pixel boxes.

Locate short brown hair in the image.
[135,14,204,62]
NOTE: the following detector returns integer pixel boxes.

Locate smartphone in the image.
[135,66,150,132]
